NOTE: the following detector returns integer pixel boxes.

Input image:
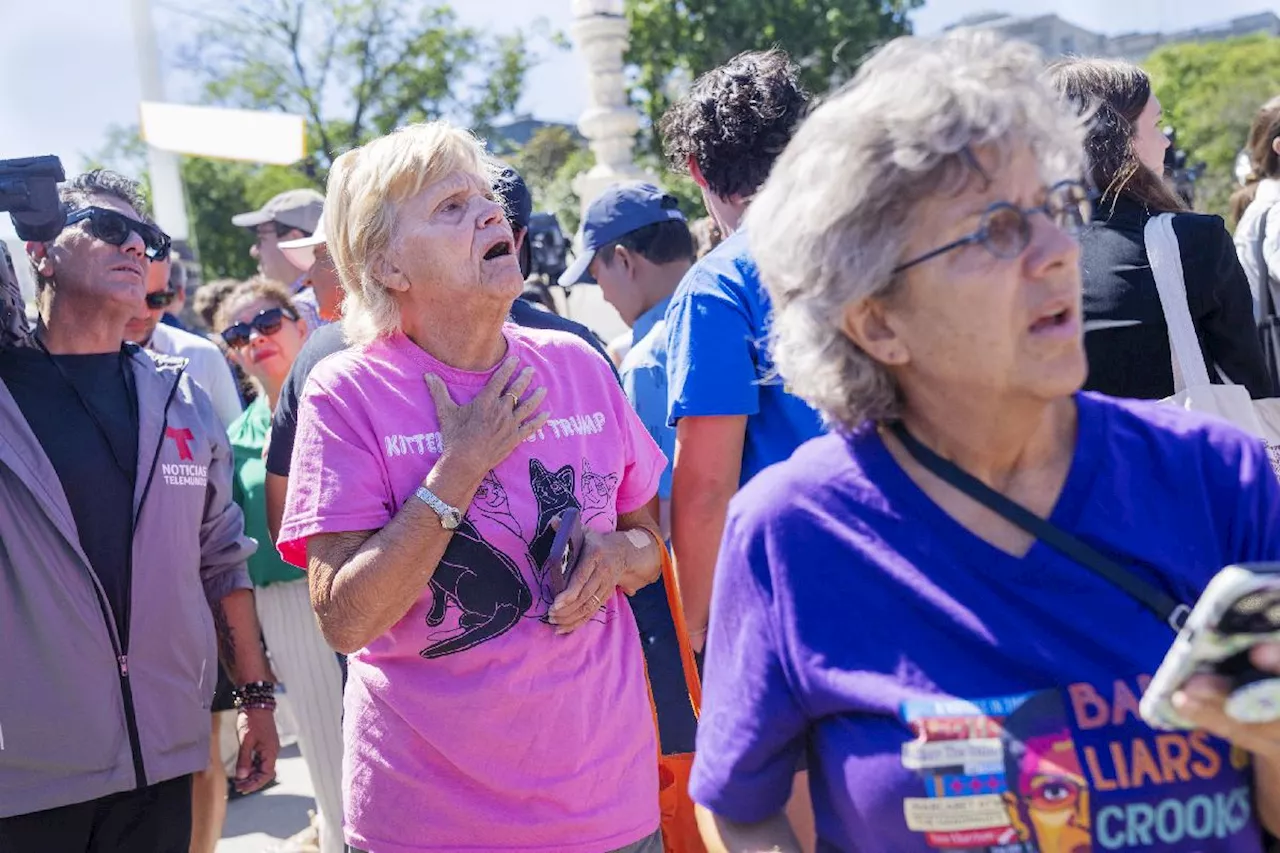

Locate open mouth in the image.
[1030,307,1073,334]
[482,239,513,261]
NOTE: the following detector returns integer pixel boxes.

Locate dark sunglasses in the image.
[220,307,298,349]
[64,207,172,261]
[892,180,1092,274]
[145,290,177,310]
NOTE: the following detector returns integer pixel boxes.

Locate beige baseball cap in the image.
[278,220,327,271]
[231,188,324,234]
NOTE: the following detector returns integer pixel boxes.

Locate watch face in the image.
[442,510,462,530]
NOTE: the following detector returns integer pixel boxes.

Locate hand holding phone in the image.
[543,508,585,600]
[1141,563,1280,730]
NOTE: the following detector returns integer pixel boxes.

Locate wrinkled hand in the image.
[1174,643,1280,761]
[233,708,280,794]
[424,357,549,478]
[548,527,638,634]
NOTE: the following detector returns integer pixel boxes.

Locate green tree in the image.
[1145,35,1280,220]
[504,126,706,236]
[506,125,593,234]
[98,0,557,277]
[624,0,920,158]
[181,0,544,173]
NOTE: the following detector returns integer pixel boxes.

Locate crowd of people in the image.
[2,23,1280,853]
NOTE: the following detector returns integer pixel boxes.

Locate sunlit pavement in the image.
[217,738,317,851]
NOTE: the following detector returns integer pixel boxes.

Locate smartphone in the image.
[1141,563,1280,730]
[543,508,585,599]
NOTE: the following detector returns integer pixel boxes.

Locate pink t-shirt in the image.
[279,326,664,853]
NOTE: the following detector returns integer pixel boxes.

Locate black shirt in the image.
[0,346,139,639]
[265,322,347,478]
[266,305,619,478]
[1080,195,1275,400]
[507,298,617,378]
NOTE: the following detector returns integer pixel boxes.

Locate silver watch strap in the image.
[413,485,461,524]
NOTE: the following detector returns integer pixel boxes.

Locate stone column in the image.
[570,0,648,210]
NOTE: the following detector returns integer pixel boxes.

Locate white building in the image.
[946,10,1280,61]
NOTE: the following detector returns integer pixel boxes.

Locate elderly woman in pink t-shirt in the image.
[277,124,667,853]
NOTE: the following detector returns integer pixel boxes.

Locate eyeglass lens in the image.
[222,309,286,349]
[80,209,169,261]
[979,183,1092,260]
[145,291,176,309]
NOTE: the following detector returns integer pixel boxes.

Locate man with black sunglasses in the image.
[0,170,279,852]
[126,254,243,429]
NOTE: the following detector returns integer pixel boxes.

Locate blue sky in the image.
[0,0,1269,243]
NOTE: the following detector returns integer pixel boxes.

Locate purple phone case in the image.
[544,508,585,598]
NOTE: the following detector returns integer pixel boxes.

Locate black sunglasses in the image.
[145,290,177,310]
[220,307,298,349]
[65,207,172,261]
[892,180,1092,274]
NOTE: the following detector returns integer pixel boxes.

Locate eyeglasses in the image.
[254,222,301,240]
[64,207,172,261]
[145,290,177,310]
[892,180,1092,274]
[220,307,297,349]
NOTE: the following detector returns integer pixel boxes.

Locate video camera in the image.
[0,155,66,242]
[1162,128,1206,209]
[527,212,570,282]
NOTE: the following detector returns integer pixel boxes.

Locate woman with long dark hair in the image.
[1233,96,1280,322]
[1049,58,1273,400]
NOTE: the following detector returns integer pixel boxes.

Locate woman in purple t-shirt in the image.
[689,30,1280,853]
[277,123,668,853]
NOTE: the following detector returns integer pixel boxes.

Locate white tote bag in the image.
[1145,214,1280,481]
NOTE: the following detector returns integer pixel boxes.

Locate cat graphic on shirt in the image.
[580,460,619,527]
[421,516,533,658]
[473,471,523,540]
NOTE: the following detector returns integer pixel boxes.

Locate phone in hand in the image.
[543,508,585,599]
[1141,563,1280,730]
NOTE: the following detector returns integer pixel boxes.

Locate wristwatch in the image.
[413,485,463,530]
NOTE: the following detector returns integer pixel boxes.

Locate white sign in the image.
[139,103,307,166]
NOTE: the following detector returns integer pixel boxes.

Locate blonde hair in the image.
[325,122,495,346]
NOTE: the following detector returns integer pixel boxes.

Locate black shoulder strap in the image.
[887,421,1189,631]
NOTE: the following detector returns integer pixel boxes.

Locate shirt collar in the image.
[632,296,672,346]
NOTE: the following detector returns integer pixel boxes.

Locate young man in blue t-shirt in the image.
[658,49,826,652]
[560,181,700,757]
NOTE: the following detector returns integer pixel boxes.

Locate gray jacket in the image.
[0,344,255,817]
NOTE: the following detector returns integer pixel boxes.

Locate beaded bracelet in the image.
[232,680,277,711]
[235,698,278,712]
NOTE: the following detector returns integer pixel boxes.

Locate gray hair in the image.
[747,29,1085,430]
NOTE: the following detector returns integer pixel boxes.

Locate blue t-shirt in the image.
[621,296,675,500]
[690,393,1280,852]
[665,229,825,484]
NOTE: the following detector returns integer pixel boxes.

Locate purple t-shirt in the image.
[279,326,665,853]
[690,393,1280,852]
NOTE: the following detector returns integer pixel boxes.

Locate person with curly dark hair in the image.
[660,49,810,234]
[658,49,824,654]
[659,51,825,850]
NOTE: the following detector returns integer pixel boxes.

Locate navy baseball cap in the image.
[559,182,686,286]
[494,165,533,232]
